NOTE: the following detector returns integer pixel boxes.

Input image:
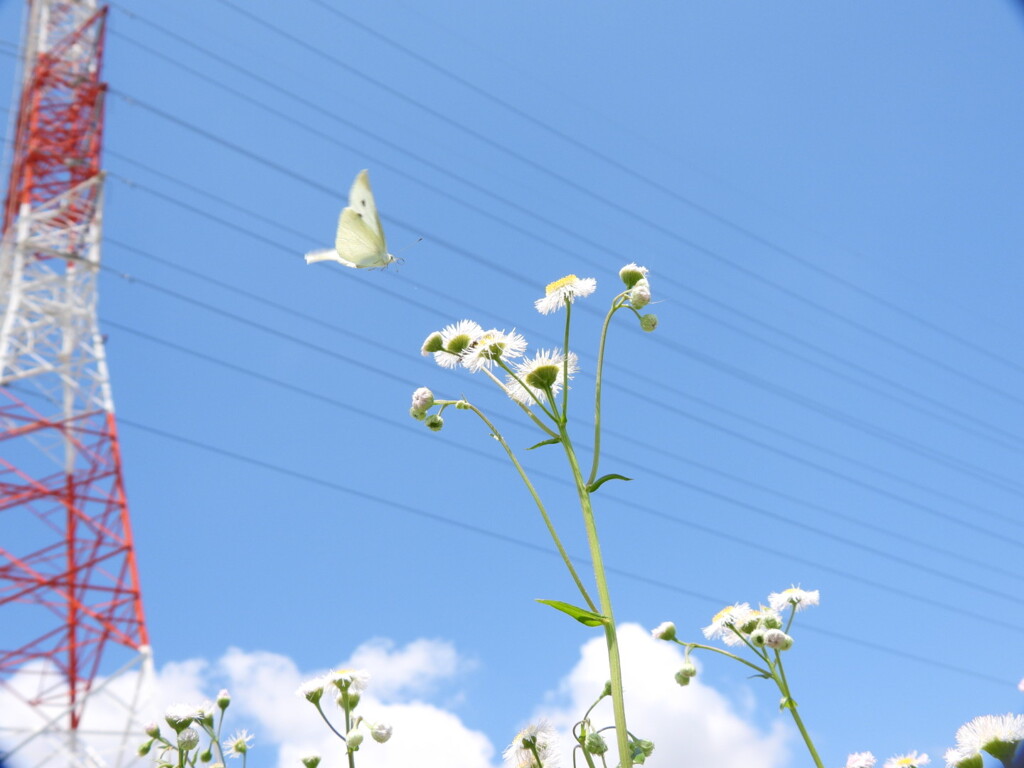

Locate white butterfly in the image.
[305,169,397,269]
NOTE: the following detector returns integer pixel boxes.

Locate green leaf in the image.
[527,437,562,450]
[586,473,632,493]
[536,599,607,627]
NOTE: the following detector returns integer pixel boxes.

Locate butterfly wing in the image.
[348,169,386,247]
[332,207,392,268]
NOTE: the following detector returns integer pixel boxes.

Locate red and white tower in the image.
[0,2,151,766]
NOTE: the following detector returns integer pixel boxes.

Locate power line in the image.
[99,98,1024,504]
[194,0,1024,411]
[102,168,1024,532]
[309,0,1024,383]
[99,248,1024,599]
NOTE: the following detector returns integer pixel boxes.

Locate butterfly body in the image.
[305,170,396,269]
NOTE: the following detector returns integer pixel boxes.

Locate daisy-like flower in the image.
[702,603,752,647]
[845,753,877,768]
[953,714,1024,763]
[326,668,371,693]
[534,274,596,315]
[740,605,783,633]
[505,349,579,405]
[432,320,484,369]
[224,729,254,758]
[462,329,528,372]
[650,621,676,641]
[884,751,929,768]
[767,586,820,613]
[503,721,559,768]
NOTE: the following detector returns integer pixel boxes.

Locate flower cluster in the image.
[296,668,393,756]
[140,691,248,767]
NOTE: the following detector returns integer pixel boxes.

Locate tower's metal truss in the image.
[1,3,151,766]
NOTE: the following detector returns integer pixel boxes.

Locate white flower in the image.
[702,603,751,646]
[767,586,820,613]
[297,675,327,703]
[845,753,877,768]
[326,668,370,693]
[884,752,929,768]
[650,621,676,641]
[505,349,579,405]
[164,703,200,731]
[942,747,976,768]
[462,329,527,372]
[224,729,253,758]
[534,274,596,315]
[432,320,484,368]
[370,722,393,743]
[954,713,1024,758]
[503,721,559,768]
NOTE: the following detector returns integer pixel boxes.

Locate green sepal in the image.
[536,599,607,627]
[527,437,562,450]
[778,696,797,711]
[586,473,632,493]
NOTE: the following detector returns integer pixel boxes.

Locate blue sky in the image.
[2,2,1024,766]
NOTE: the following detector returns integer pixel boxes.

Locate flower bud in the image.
[177,727,200,751]
[584,732,608,755]
[411,387,434,411]
[629,279,651,309]
[409,407,427,421]
[346,730,364,750]
[619,263,649,289]
[640,313,658,332]
[145,722,161,738]
[138,739,154,756]
[749,628,767,647]
[763,629,793,650]
[200,748,213,763]
[600,681,613,698]
[371,723,393,744]
[425,414,444,432]
[301,755,322,768]
[216,689,231,710]
[674,659,697,686]
[421,332,443,355]
[650,621,676,641]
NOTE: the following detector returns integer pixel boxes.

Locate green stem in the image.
[344,700,356,768]
[680,641,772,677]
[467,403,597,612]
[559,425,630,768]
[773,652,824,768]
[561,301,572,422]
[587,300,621,485]
[481,368,559,436]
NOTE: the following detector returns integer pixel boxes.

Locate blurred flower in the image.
[768,586,820,613]
[371,722,393,744]
[224,729,253,758]
[297,676,326,704]
[503,721,559,768]
[411,387,434,411]
[763,629,793,650]
[702,603,751,646]
[650,621,676,641]
[845,753,876,768]
[884,751,929,767]
[953,714,1024,763]
[177,728,200,751]
[534,275,596,315]
[619,263,649,288]
[327,668,371,693]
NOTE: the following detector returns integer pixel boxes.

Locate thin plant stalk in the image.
[559,424,631,768]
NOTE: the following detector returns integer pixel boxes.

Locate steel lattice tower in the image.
[0,2,151,766]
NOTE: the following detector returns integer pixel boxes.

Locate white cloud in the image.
[1,628,791,768]
[533,623,791,768]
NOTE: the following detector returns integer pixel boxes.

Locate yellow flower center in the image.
[712,606,735,624]
[545,275,579,295]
